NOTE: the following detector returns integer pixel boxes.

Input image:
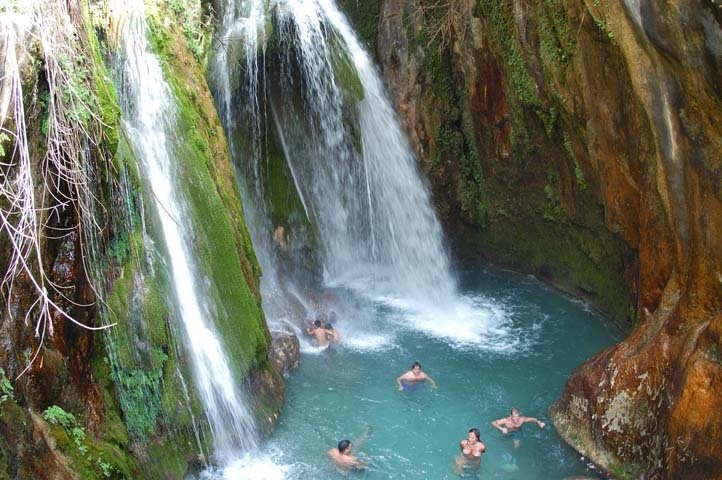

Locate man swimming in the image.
[328,440,364,469]
[396,361,438,391]
[324,323,340,343]
[491,407,545,434]
[328,426,371,470]
[305,319,329,347]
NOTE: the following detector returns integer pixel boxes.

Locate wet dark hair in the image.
[510,407,520,415]
[324,323,334,330]
[313,320,322,328]
[338,439,351,453]
[412,361,421,369]
[469,428,481,441]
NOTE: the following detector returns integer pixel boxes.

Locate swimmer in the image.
[396,361,437,391]
[491,407,545,434]
[454,427,486,474]
[328,426,372,470]
[324,323,340,343]
[305,319,329,347]
[328,440,363,469]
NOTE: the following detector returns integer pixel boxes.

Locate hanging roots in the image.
[0,1,115,379]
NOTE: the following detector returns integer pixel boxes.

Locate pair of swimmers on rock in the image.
[329,361,545,473]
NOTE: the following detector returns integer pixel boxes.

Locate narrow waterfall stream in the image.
[113,0,257,460]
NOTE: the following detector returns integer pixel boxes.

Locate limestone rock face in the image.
[269,334,301,375]
[370,0,722,477]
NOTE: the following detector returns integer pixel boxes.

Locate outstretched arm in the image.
[354,426,373,450]
[396,374,404,391]
[491,418,509,434]
[522,416,545,428]
[425,374,438,389]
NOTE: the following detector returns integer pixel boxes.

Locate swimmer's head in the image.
[468,428,481,441]
[510,407,520,417]
[338,439,351,454]
[313,320,322,328]
[412,361,421,373]
[324,323,334,330]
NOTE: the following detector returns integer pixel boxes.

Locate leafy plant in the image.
[0,368,14,405]
[43,405,77,428]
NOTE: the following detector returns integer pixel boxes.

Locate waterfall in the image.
[212,0,457,317]
[113,0,257,459]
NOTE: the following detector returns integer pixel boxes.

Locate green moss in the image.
[336,0,381,54]
[45,411,135,479]
[608,462,645,480]
[536,0,575,68]
[470,206,632,322]
[476,0,540,107]
[146,10,269,378]
[264,128,311,229]
[329,35,365,105]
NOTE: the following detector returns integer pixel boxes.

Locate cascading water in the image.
[276,0,457,305]
[211,0,508,350]
[212,0,457,310]
[113,0,257,459]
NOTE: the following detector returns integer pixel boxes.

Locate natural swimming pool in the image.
[212,267,621,479]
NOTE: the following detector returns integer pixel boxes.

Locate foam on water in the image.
[200,452,289,480]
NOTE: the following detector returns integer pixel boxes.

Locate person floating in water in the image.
[328,426,372,470]
[396,361,437,391]
[491,407,545,434]
[454,427,486,474]
[492,407,545,448]
[305,319,329,347]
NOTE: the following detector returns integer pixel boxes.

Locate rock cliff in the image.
[345,0,722,477]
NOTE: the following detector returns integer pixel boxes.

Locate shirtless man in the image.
[396,361,437,391]
[328,427,371,470]
[305,320,329,347]
[324,323,340,343]
[491,407,546,434]
[454,427,486,474]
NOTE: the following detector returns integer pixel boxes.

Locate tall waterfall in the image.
[212,0,456,313]
[113,0,257,458]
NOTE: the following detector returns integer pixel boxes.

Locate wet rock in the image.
[269,334,300,375]
[377,0,722,477]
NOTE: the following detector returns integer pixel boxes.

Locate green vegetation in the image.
[536,0,575,67]
[336,0,381,54]
[146,0,270,380]
[0,369,14,407]
[42,405,132,479]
